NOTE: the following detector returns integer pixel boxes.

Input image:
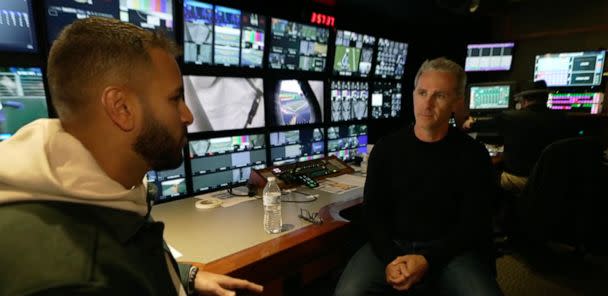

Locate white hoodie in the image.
[0,119,148,216]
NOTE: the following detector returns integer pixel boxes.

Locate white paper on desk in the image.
[220,196,257,208]
[167,244,182,259]
[194,191,257,208]
[317,174,365,194]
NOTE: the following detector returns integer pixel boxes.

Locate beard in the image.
[133,112,185,171]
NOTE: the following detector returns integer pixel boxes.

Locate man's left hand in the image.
[194,270,263,296]
[389,254,429,291]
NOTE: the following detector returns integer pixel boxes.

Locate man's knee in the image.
[438,252,502,296]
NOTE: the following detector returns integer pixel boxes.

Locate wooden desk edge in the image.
[186,196,364,274]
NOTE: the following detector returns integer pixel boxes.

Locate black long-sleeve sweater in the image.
[364,125,497,270]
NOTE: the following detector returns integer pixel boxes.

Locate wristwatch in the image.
[187,265,199,295]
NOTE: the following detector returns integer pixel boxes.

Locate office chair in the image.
[514,136,608,255]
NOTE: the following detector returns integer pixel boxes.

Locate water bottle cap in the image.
[267,176,276,182]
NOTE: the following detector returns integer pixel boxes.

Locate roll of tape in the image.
[195,198,222,209]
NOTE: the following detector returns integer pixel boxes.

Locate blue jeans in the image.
[334,243,503,296]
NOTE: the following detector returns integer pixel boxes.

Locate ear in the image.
[100,86,136,131]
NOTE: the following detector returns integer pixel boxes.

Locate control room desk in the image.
[151,185,365,295]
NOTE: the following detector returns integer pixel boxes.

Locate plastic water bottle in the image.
[263,176,282,234]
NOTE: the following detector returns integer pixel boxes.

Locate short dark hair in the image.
[47,17,180,120]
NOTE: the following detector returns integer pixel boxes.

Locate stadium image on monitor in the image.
[270,128,325,166]
[184,76,264,133]
[119,0,173,36]
[0,67,47,141]
[269,18,329,72]
[0,0,37,53]
[465,42,514,72]
[213,5,240,66]
[331,81,368,122]
[241,12,265,68]
[189,134,266,193]
[327,124,368,162]
[271,80,323,126]
[469,83,511,111]
[374,38,408,79]
[333,30,376,77]
[183,0,213,65]
[45,0,119,43]
[146,162,187,202]
[371,81,401,119]
[534,50,606,87]
[548,92,604,114]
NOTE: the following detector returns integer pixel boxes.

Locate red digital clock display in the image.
[310,12,335,27]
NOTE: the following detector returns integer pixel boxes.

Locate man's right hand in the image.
[385,254,429,291]
[194,271,263,296]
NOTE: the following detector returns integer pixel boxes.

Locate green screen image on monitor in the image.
[469,85,510,110]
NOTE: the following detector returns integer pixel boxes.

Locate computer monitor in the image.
[184,76,265,133]
[0,0,38,53]
[45,0,119,44]
[269,18,329,72]
[270,79,323,126]
[0,67,48,140]
[548,92,604,114]
[534,50,606,87]
[374,38,408,79]
[270,128,325,166]
[189,134,266,193]
[371,81,402,119]
[146,162,187,202]
[333,30,376,77]
[183,1,265,68]
[468,83,512,111]
[119,0,173,36]
[327,124,368,162]
[330,80,368,122]
[465,42,514,72]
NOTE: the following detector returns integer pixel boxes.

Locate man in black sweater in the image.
[335,58,502,296]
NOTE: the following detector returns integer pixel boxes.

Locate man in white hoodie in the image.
[0,17,262,296]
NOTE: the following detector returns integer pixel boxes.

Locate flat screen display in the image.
[269,18,329,72]
[465,42,514,72]
[189,134,266,193]
[374,38,407,79]
[327,124,367,162]
[333,30,375,77]
[146,163,187,202]
[0,0,38,53]
[184,76,264,133]
[270,79,323,126]
[270,127,325,166]
[371,81,401,119]
[330,80,368,122]
[469,84,511,110]
[0,67,47,140]
[534,50,605,87]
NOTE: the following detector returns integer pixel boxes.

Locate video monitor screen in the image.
[548,92,604,114]
[45,0,119,43]
[183,1,265,68]
[119,0,173,36]
[0,0,37,53]
[333,30,376,77]
[330,81,368,122]
[0,67,48,141]
[213,5,240,66]
[269,18,329,72]
[240,12,265,68]
[465,42,514,72]
[327,124,368,162]
[183,0,213,65]
[270,128,325,166]
[189,134,266,193]
[146,162,187,202]
[469,84,511,110]
[371,81,401,119]
[534,50,605,87]
[184,76,264,133]
[374,38,407,79]
[270,80,323,127]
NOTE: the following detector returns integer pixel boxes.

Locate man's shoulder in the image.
[0,202,102,295]
[450,129,491,160]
